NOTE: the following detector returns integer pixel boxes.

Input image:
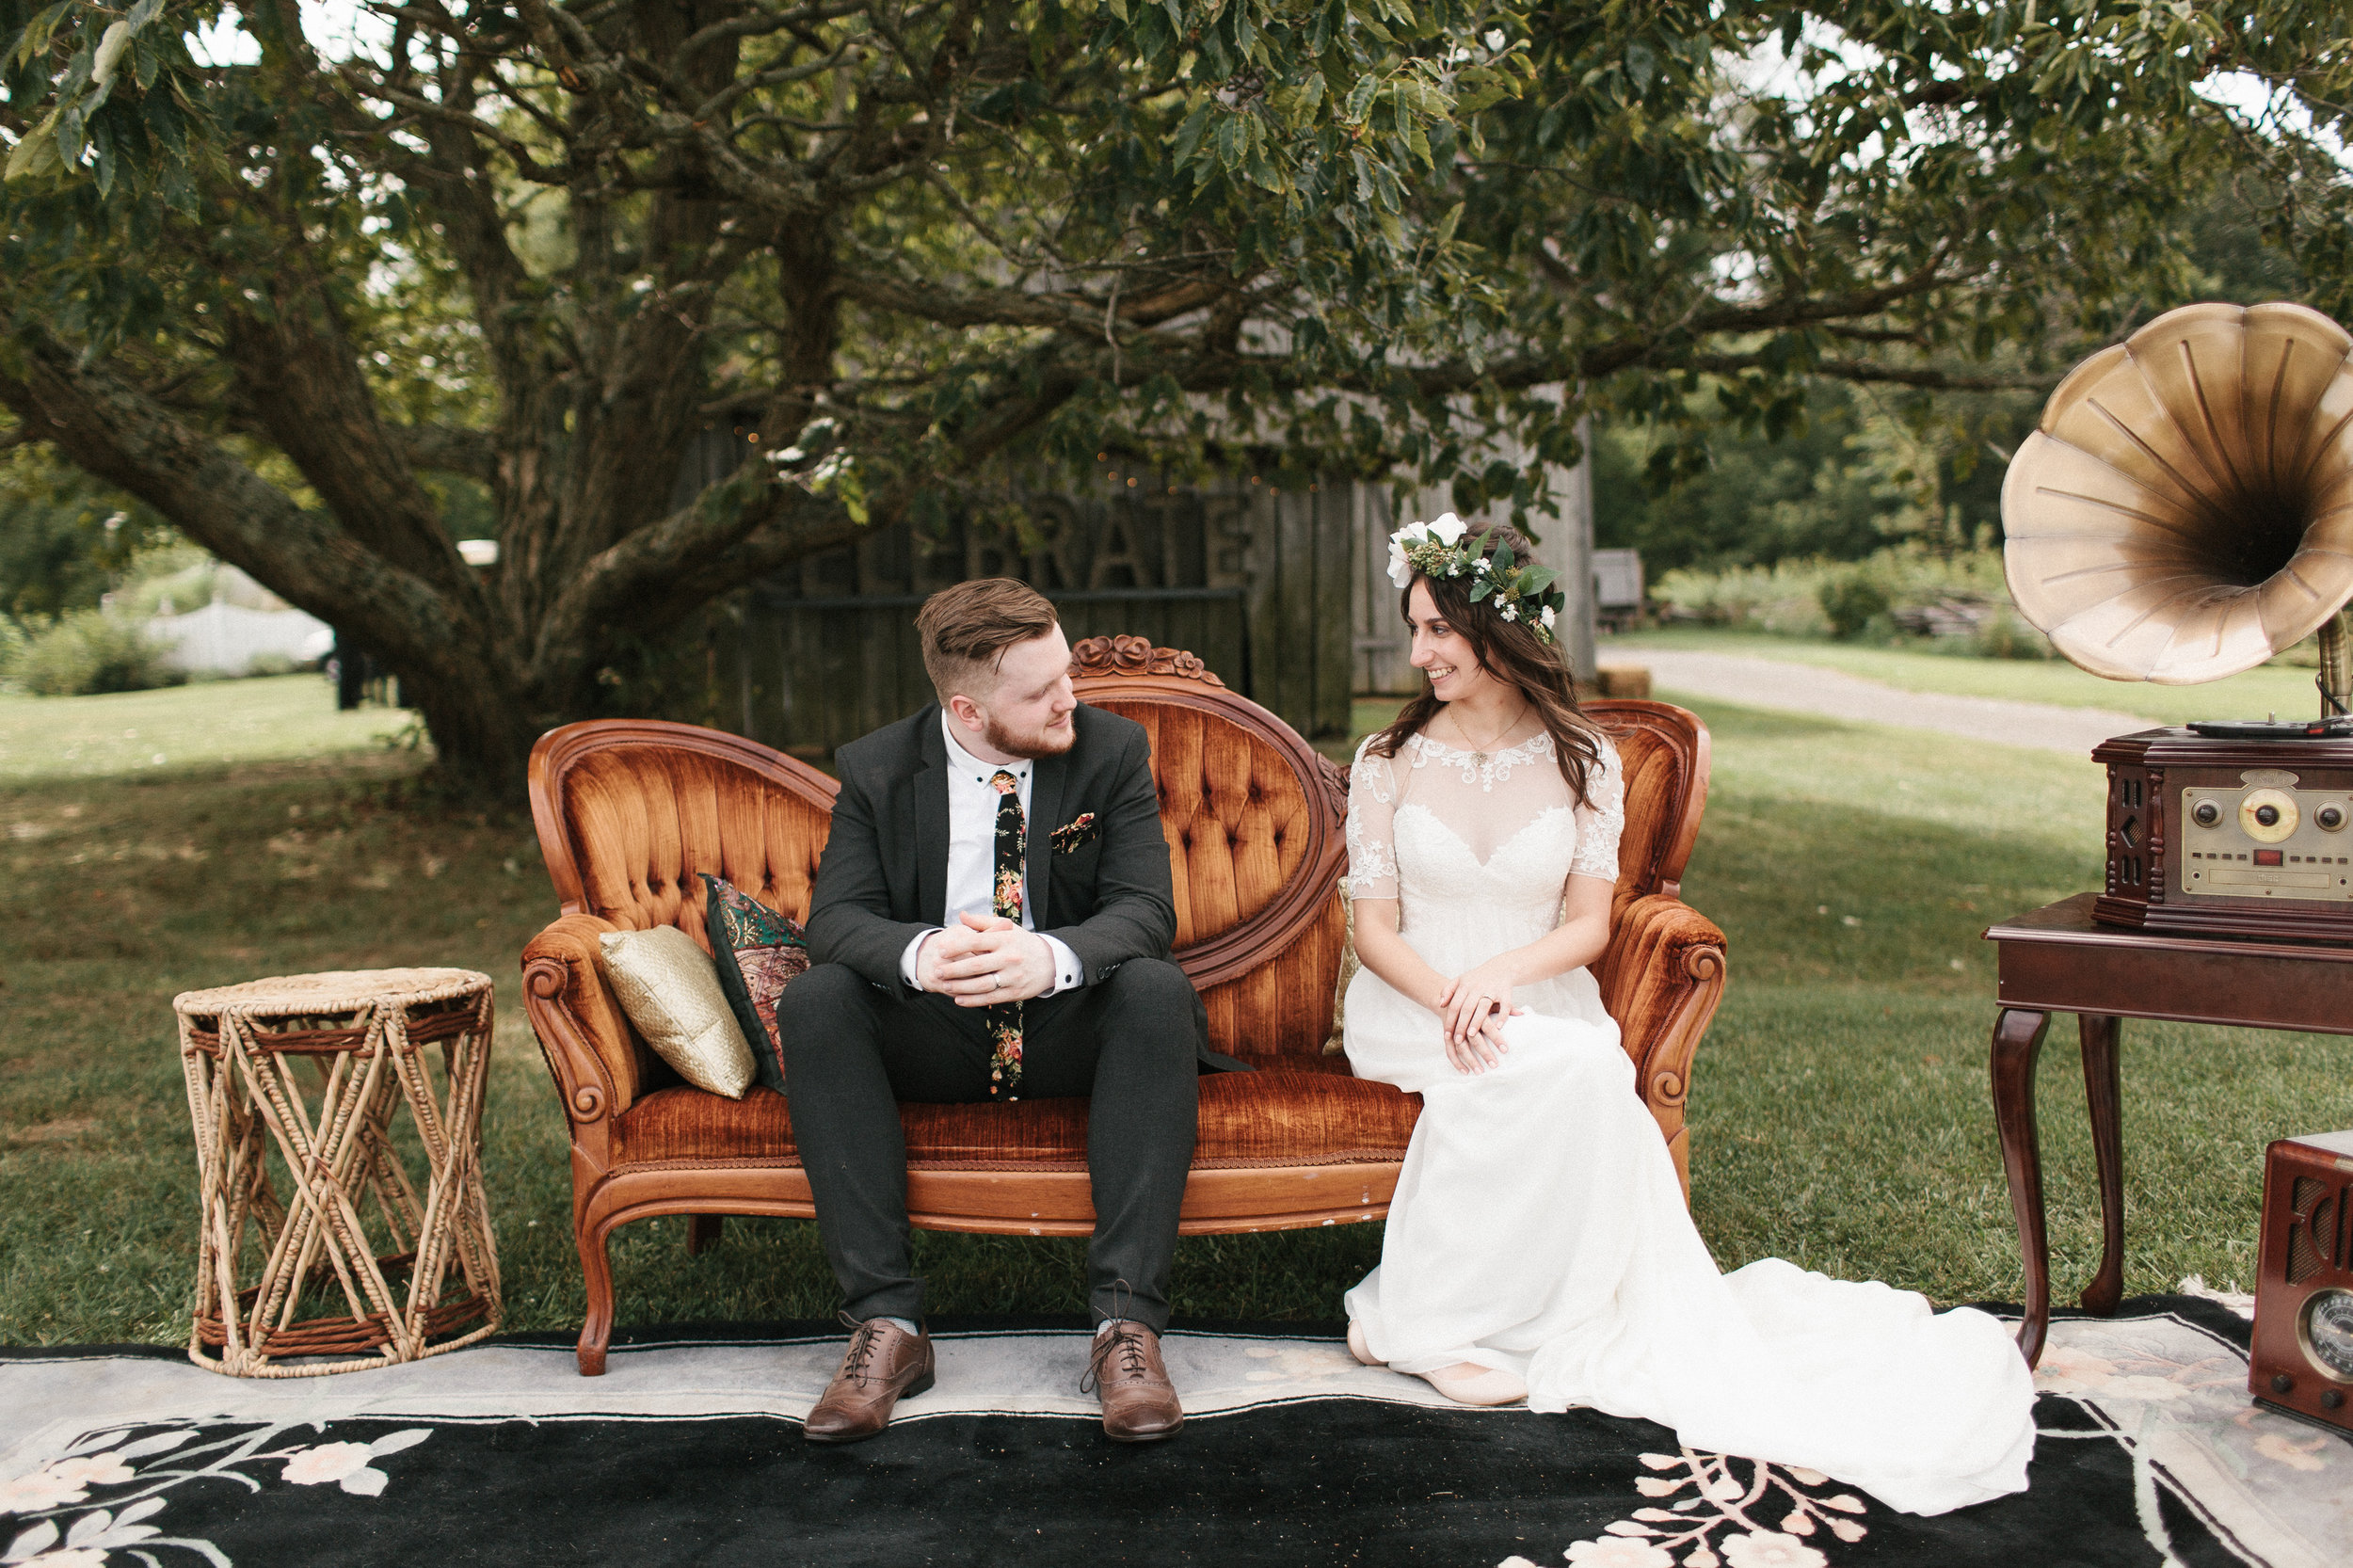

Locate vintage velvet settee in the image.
[522,635,1727,1374]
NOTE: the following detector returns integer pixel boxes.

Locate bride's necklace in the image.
[1449,701,1529,765]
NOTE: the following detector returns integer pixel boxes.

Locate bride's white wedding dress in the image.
[1341,729,2036,1516]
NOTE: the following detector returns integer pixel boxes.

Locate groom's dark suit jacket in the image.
[804,702,1234,1069]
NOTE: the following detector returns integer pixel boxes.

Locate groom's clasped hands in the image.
[917,910,1056,1004]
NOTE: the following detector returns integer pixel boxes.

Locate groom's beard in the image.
[983,709,1077,760]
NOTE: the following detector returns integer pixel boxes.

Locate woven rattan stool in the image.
[173,968,502,1376]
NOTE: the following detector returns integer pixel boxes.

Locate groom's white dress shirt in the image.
[897,712,1085,995]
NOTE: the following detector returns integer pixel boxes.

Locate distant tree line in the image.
[1595,172,2320,578]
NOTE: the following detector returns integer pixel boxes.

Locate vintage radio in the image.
[2251,1129,2353,1432]
[2004,302,2353,940]
[2092,729,2353,941]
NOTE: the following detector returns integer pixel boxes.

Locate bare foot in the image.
[1419,1361,1529,1407]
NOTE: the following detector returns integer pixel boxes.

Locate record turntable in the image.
[2003,302,2353,943]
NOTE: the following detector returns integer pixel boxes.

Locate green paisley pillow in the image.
[699,872,810,1095]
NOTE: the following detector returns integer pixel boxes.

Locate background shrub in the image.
[7,610,186,696]
[1818,569,1893,640]
[1967,603,2058,661]
[242,650,300,679]
[1649,558,1836,635]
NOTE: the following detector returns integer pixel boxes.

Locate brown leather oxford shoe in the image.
[804,1316,935,1444]
[1084,1321,1184,1443]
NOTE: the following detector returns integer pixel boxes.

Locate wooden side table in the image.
[1984,894,2353,1366]
[174,968,502,1375]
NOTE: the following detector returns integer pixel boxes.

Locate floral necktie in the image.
[986,769,1025,1098]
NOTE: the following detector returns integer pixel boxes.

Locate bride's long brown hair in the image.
[1364,520,1607,806]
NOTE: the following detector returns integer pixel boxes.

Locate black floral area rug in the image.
[2,1296,2339,1568]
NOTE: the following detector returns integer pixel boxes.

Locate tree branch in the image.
[1718,355,2058,392]
[213,245,476,594]
[0,325,481,681]
[392,424,499,481]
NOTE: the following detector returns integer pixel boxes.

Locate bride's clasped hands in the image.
[1433,962,1516,1074]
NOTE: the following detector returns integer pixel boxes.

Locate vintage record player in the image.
[2088,727,2353,941]
[2003,302,2353,942]
[2251,1129,2353,1432]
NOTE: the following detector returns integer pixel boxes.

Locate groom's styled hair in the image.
[916,578,1060,703]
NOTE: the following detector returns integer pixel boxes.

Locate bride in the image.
[1340,516,2035,1516]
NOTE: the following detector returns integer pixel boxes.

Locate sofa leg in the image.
[577,1217,616,1377]
[686,1214,723,1256]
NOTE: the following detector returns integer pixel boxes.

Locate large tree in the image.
[2,0,2345,794]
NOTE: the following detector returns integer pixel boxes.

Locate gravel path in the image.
[1610,648,2154,757]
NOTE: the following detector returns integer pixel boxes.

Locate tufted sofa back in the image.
[1587,700,1711,920]
[530,721,838,948]
[525,668,1706,1076]
[1068,638,1352,1060]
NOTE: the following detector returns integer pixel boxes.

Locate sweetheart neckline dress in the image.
[1340,729,2035,1516]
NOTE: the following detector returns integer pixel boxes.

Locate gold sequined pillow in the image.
[1323,880,1358,1055]
[596,925,756,1098]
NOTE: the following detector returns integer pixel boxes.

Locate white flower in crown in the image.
[1542,603,1557,630]
[1499,601,1518,620]
[1428,511,1466,546]
[1386,536,1414,589]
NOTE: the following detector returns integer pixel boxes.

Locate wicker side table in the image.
[173,968,502,1376]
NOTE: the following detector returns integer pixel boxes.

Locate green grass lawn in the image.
[3,670,2339,1348]
[0,674,413,781]
[1599,625,2329,728]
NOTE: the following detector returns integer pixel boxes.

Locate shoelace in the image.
[836,1311,885,1386]
[1079,1279,1150,1396]
[1081,1323,1153,1394]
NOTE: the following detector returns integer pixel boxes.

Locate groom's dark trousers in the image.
[781,702,1233,1335]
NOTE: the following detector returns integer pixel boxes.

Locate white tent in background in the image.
[146,600,333,675]
[144,565,332,676]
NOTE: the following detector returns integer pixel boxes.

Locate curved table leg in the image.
[2078,1014,2125,1317]
[1992,1008,2054,1367]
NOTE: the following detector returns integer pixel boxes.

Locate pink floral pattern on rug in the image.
[1508,1449,1865,1568]
[3,1419,431,1567]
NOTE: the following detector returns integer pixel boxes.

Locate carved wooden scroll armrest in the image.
[520,912,638,1128]
[1597,894,1730,1116]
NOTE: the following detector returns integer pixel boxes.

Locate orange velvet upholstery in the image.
[1601,715,1705,931]
[559,744,830,943]
[520,911,642,1115]
[521,651,1725,1376]
[1103,700,1323,949]
[611,1059,1415,1174]
[1083,696,1354,1061]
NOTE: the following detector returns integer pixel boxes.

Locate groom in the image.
[780,577,1221,1445]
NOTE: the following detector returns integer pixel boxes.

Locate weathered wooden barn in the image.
[679,432,1597,759]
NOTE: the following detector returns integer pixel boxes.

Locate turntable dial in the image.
[2304,1288,2353,1381]
[2242,789,2301,842]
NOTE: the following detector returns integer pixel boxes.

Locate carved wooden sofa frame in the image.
[522,635,1727,1374]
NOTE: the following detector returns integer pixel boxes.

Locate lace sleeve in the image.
[1568,734,1625,884]
[1345,738,1401,899]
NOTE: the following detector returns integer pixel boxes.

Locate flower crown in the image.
[1386,513,1567,647]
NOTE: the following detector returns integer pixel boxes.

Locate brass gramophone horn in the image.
[2002,301,2353,712]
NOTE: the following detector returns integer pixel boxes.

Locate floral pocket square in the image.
[1048,812,1100,855]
